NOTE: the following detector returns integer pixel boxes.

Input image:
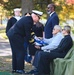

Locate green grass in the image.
[72,29,74,34]
[0,29,5,33]
[0,29,8,39]
[0,56,32,75]
[0,72,13,75]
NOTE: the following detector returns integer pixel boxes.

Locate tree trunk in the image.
[47,0,52,4]
[49,0,52,3]
[21,0,33,16]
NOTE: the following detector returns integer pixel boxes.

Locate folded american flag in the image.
[34,36,48,46]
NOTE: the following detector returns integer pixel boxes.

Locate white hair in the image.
[64,25,71,34]
[54,25,62,32]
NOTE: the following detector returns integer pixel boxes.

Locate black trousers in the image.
[33,51,42,68]
[33,51,65,74]
[8,35,25,70]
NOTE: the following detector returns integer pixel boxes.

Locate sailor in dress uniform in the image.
[6,8,21,33]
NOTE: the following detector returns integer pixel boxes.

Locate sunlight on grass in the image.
[0,33,8,39]
[0,29,5,33]
[6,59,12,62]
[0,29,8,39]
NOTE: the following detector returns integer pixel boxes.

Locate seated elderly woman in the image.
[26,25,64,74]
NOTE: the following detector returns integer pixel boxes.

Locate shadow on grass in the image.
[0,56,32,75]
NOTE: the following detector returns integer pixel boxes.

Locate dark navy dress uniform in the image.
[29,22,44,56]
[6,16,33,71]
[6,17,17,33]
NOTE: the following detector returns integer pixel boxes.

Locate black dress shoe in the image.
[34,72,50,75]
[34,73,49,75]
[26,69,38,74]
[16,70,25,74]
[12,70,16,73]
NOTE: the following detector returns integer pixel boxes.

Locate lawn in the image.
[0,26,32,75]
[0,25,74,75]
[0,56,32,75]
[0,26,8,39]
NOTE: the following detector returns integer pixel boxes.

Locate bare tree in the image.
[21,0,33,16]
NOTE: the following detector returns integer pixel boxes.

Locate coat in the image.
[6,16,33,70]
[6,17,17,33]
[44,12,59,39]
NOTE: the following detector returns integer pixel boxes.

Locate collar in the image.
[50,11,55,17]
[53,32,62,37]
[14,16,21,21]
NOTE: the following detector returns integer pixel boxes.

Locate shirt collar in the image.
[50,11,55,17]
[53,32,61,37]
[14,16,21,21]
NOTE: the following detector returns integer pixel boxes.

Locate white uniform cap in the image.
[32,10,43,16]
[14,8,21,11]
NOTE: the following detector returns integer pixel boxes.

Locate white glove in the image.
[43,50,50,52]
